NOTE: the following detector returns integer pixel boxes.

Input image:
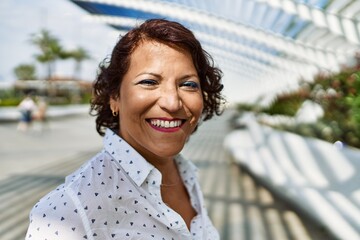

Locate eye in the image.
[137,79,158,86]
[180,81,200,90]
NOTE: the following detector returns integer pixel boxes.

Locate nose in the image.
[158,86,182,112]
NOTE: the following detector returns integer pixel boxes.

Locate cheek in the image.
[195,100,204,118]
[194,94,204,114]
[120,90,154,118]
[186,95,204,122]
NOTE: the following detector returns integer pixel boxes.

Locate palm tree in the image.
[69,47,91,80]
[30,29,65,80]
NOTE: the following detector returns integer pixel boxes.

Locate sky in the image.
[0,0,119,83]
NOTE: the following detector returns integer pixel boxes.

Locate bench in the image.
[224,113,360,240]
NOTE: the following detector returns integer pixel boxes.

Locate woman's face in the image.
[110,40,203,163]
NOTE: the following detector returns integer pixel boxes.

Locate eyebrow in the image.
[136,72,199,80]
[135,72,161,78]
[180,74,199,81]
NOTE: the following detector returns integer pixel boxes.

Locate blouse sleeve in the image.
[26,188,88,240]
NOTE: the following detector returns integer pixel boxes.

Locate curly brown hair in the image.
[91,19,225,136]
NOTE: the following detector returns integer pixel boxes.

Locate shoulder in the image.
[57,150,137,211]
[64,150,129,193]
[26,151,114,238]
[26,184,87,239]
[26,150,142,239]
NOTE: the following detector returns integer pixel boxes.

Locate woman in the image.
[26,19,224,240]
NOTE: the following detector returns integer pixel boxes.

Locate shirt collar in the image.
[103,128,155,187]
[175,154,198,190]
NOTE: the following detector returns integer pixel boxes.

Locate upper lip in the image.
[147,117,186,121]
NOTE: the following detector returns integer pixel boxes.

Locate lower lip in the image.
[148,122,182,133]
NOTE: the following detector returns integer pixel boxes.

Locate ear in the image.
[109,97,120,114]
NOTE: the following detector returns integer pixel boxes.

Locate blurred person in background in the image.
[26,19,225,239]
[17,93,37,132]
[33,96,49,132]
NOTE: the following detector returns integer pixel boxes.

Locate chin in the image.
[154,145,185,158]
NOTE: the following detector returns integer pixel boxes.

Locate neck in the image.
[157,159,180,184]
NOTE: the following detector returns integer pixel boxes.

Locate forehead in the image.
[131,40,189,58]
[128,40,194,68]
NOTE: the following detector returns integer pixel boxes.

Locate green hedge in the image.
[236,64,360,148]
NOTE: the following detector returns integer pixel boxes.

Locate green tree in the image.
[30,29,66,80]
[69,47,91,79]
[13,63,37,80]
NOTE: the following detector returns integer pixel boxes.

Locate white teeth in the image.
[150,119,182,128]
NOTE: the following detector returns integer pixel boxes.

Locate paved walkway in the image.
[0,111,335,239]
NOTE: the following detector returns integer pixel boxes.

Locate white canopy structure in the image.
[70,0,360,103]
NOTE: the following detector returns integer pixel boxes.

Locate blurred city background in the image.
[0,0,359,239]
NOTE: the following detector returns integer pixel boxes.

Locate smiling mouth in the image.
[147,118,185,129]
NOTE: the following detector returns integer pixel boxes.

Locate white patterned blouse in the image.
[26,128,219,240]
